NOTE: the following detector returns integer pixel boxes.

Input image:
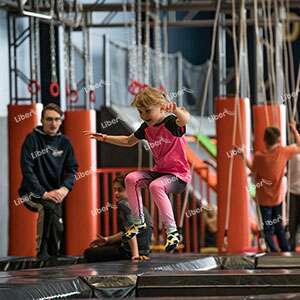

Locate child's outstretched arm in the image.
[84,131,139,148]
[290,120,300,150]
[163,102,190,126]
[128,236,150,261]
[235,145,254,171]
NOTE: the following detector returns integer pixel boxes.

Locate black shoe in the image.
[122,222,147,242]
[37,244,51,261]
[165,231,181,252]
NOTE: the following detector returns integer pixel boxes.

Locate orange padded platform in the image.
[8,103,42,256]
[64,110,99,255]
[215,97,251,253]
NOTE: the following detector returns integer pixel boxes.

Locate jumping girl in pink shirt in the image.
[86,87,191,252]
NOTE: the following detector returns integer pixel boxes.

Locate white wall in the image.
[0,9,10,257]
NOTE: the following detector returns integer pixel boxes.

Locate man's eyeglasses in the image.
[44,117,62,122]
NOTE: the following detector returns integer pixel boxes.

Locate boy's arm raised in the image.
[290,121,300,150]
[235,146,254,172]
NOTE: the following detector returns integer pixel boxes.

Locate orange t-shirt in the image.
[252,145,299,206]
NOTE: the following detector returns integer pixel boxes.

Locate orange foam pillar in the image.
[253,104,286,152]
[64,110,99,255]
[8,103,43,256]
[216,97,251,253]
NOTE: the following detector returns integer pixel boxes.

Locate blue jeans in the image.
[260,203,289,252]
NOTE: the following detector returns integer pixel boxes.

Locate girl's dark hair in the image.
[113,173,127,189]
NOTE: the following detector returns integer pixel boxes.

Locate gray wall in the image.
[0,9,10,257]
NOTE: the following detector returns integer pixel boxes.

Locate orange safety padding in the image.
[64,110,99,255]
[8,104,41,256]
[253,104,285,152]
[185,145,217,192]
[216,97,251,253]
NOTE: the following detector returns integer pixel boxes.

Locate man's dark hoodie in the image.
[19,126,78,198]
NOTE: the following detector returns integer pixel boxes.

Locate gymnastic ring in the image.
[69,89,79,103]
[284,13,300,43]
[49,81,60,97]
[89,90,96,103]
[28,80,41,96]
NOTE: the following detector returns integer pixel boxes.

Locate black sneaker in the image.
[122,222,147,241]
[165,231,180,252]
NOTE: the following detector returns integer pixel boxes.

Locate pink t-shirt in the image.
[134,115,191,183]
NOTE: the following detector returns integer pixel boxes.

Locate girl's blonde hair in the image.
[131,87,168,109]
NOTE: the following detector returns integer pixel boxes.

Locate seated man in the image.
[19,103,78,260]
[84,174,152,262]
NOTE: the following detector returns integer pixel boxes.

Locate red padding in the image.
[64,110,99,255]
[216,97,251,253]
[8,104,41,256]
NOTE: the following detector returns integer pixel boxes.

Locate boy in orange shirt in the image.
[239,121,300,252]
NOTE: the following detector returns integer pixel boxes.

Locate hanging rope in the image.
[163,14,170,91]
[143,0,150,85]
[154,0,163,87]
[49,0,59,97]
[137,0,143,83]
[266,0,278,124]
[178,0,222,238]
[28,0,41,100]
[261,0,275,115]
[200,0,222,126]
[128,0,137,82]
[254,0,270,126]
[222,0,248,252]
[252,0,269,251]
[293,64,300,120]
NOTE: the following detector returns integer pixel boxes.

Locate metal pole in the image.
[217,13,226,96]
[103,34,111,107]
[239,4,250,99]
[275,6,285,104]
[254,7,266,104]
[13,16,18,104]
[7,13,12,104]
[177,52,183,106]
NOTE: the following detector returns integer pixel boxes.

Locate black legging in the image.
[84,243,131,263]
[289,193,300,251]
[25,197,63,257]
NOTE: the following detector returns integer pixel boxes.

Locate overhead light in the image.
[23,10,52,20]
